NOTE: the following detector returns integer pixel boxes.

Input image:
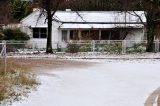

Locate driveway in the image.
[11,59,160,106]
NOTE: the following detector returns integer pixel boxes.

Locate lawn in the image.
[0,58,38,105]
[10,59,160,106]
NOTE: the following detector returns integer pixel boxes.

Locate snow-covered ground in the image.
[11,59,160,106]
[8,52,160,59]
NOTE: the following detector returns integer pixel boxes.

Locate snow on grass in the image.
[11,59,160,106]
[7,52,160,59]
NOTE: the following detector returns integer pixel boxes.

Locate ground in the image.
[10,58,160,106]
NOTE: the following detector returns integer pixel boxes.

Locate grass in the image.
[0,58,38,105]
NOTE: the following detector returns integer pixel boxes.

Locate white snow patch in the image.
[11,59,160,106]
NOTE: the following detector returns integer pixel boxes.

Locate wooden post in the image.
[92,40,95,52]
[78,30,81,40]
[99,30,101,40]
[67,30,70,42]
[2,40,6,75]
[122,40,126,54]
[155,39,159,52]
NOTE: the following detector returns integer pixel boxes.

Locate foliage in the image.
[0,0,12,24]
[79,44,92,52]
[126,43,146,53]
[95,43,122,54]
[0,33,4,40]
[0,59,38,104]
[10,0,32,21]
[64,43,122,54]
[66,44,79,53]
[0,28,30,52]
[52,0,141,11]
[2,28,30,41]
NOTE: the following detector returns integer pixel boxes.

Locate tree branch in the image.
[127,11,146,26]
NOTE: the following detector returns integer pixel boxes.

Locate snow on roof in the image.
[54,11,146,23]
[59,24,144,29]
[21,10,146,29]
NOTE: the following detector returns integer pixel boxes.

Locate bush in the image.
[0,28,30,52]
[126,43,146,53]
[0,33,4,40]
[79,44,92,52]
[0,59,38,104]
[66,44,79,53]
[95,43,122,54]
[2,28,30,41]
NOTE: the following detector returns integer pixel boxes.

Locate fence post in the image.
[2,40,7,75]
[32,41,35,52]
[122,40,126,54]
[155,39,159,52]
[92,40,95,52]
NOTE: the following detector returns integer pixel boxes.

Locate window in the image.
[70,30,79,40]
[90,30,99,40]
[101,30,110,40]
[62,30,67,41]
[101,30,120,40]
[33,28,47,38]
[70,30,74,40]
[81,30,90,40]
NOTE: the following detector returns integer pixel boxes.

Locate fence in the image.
[61,40,160,54]
[0,41,7,74]
[0,40,160,54]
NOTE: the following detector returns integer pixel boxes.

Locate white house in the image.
[20,9,146,49]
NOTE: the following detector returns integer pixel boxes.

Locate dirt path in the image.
[7,58,94,72]
[144,87,160,106]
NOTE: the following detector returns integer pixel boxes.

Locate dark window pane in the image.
[33,28,47,39]
[81,30,90,40]
[33,28,39,33]
[90,30,99,40]
[70,30,74,40]
[41,28,47,33]
[40,34,47,38]
[110,30,120,40]
[33,34,39,38]
[62,30,67,41]
[101,30,110,40]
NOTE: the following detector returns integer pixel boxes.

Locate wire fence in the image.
[0,41,7,74]
[60,40,160,54]
[0,40,160,55]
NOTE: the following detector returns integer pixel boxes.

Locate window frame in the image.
[62,30,68,41]
[32,28,47,39]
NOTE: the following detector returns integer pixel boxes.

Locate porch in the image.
[61,28,144,42]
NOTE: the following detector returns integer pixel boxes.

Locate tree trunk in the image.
[0,24,3,32]
[46,15,53,53]
[46,0,53,53]
[146,26,155,52]
[146,15,155,52]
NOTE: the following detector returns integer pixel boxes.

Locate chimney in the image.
[66,9,71,12]
[33,8,38,12]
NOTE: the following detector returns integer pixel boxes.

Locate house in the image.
[20,9,146,49]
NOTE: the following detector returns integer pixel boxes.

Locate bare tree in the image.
[0,0,13,37]
[142,0,160,52]
[36,0,66,53]
[124,0,160,52]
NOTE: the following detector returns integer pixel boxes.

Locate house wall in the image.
[21,24,145,49]
[125,28,144,41]
[124,28,145,47]
[20,19,62,49]
[20,10,145,49]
